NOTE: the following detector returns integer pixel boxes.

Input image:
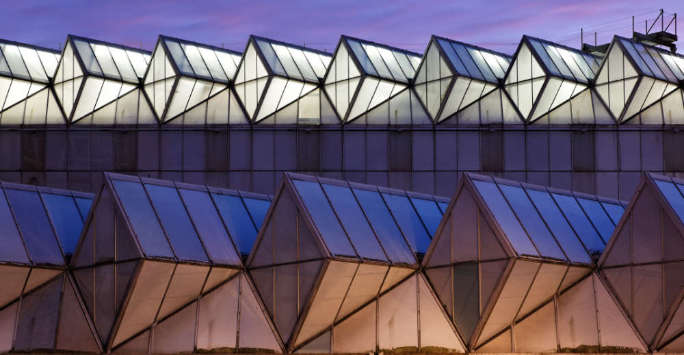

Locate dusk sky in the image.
[2,1,681,55]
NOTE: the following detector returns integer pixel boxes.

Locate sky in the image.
[2,1,681,55]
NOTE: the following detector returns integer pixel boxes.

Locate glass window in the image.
[41,193,84,256]
[577,198,615,243]
[145,184,208,262]
[526,188,591,264]
[362,44,393,80]
[322,184,387,261]
[111,180,174,258]
[271,44,303,80]
[164,39,194,76]
[212,193,258,257]
[393,51,417,79]
[543,44,575,80]
[654,180,684,223]
[452,42,486,80]
[256,41,286,77]
[352,188,414,264]
[438,201,449,213]
[181,43,212,79]
[346,39,377,76]
[437,39,468,76]
[1,44,31,79]
[197,47,228,81]
[75,197,93,220]
[292,180,356,257]
[528,39,560,76]
[410,197,443,237]
[633,42,666,80]
[0,188,29,263]
[4,188,63,265]
[73,39,103,75]
[377,46,407,82]
[243,197,270,228]
[91,43,121,79]
[468,48,497,82]
[179,189,241,265]
[289,47,318,82]
[17,47,48,82]
[108,46,139,82]
[619,39,653,77]
[381,192,432,255]
[472,180,538,256]
[480,51,506,79]
[499,184,565,260]
[551,193,605,255]
[601,202,624,225]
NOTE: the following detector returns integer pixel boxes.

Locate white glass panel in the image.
[165,77,195,119]
[377,47,406,82]
[127,50,150,79]
[255,40,286,76]
[215,51,240,79]
[1,44,30,79]
[289,47,318,82]
[304,51,327,78]
[469,48,497,82]
[556,47,589,82]
[91,43,121,79]
[37,52,59,79]
[197,47,228,81]
[271,44,303,80]
[527,40,559,77]
[481,51,506,79]
[256,77,286,121]
[543,44,575,80]
[348,78,378,121]
[394,51,417,79]
[186,79,214,110]
[346,39,377,76]
[94,80,123,111]
[362,44,393,80]
[17,47,48,82]
[165,40,194,76]
[181,43,211,79]
[277,79,305,110]
[73,77,104,119]
[3,79,31,109]
[108,47,138,83]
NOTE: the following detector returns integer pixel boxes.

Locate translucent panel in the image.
[378,275,418,350]
[179,189,241,265]
[451,42,484,80]
[377,46,406,81]
[243,197,270,229]
[289,47,318,82]
[595,275,646,351]
[576,197,615,243]
[526,40,559,77]
[41,193,83,255]
[255,40,286,77]
[72,39,102,75]
[157,264,208,319]
[91,43,120,79]
[654,179,684,223]
[292,180,356,257]
[181,43,211,78]
[499,184,566,260]
[37,51,59,79]
[111,179,174,258]
[322,184,386,261]
[1,44,30,79]
[17,47,48,82]
[104,46,137,83]
[437,39,468,76]
[214,51,241,79]
[0,188,29,263]
[382,192,432,255]
[4,188,63,265]
[346,39,377,76]
[197,277,238,350]
[353,188,415,264]
[514,301,557,352]
[469,48,497,82]
[238,275,281,352]
[0,265,28,307]
[362,44,393,80]
[304,51,327,78]
[418,275,464,351]
[619,39,654,77]
[337,264,387,320]
[410,197,443,237]
[552,193,605,255]
[633,42,666,80]
[14,274,61,350]
[333,302,376,353]
[543,44,575,80]
[451,263,479,339]
[164,40,194,76]
[151,301,196,354]
[472,180,538,256]
[272,45,305,80]
[518,263,566,317]
[145,184,208,262]
[526,188,591,263]
[480,50,507,79]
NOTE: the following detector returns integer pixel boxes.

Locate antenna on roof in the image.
[581,28,609,57]
[633,9,678,52]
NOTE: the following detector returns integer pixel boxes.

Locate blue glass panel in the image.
[243,197,270,229]
[438,201,449,214]
[0,189,29,263]
[41,193,84,255]
[528,39,560,76]
[381,192,432,254]
[619,39,653,77]
[437,39,468,76]
[292,180,356,257]
[472,180,538,256]
[410,197,443,237]
[353,189,415,264]
[654,180,684,222]
[164,39,194,76]
[212,193,258,257]
[552,193,605,255]
[346,39,377,76]
[179,189,241,265]
[450,42,484,80]
[322,184,387,261]
[577,198,616,243]
[75,197,92,221]
[111,180,173,258]
[526,188,591,264]
[4,189,63,265]
[145,184,208,262]
[499,184,566,260]
[601,202,625,225]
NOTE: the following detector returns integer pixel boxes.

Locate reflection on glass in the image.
[437,201,449,214]
[0,188,30,263]
[213,193,259,256]
[382,192,432,254]
[410,197,443,237]
[75,197,93,221]
[577,198,615,243]
[292,180,356,257]
[243,197,270,229]
[654,180,684,222]
[601,202,624,225]
[552,193,605,255]
[472,180,538,256]
[42,193,84,255]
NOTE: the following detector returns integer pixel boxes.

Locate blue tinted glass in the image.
[552,193,605,255]
[243,197,270,229]
[0,189,29,263]
[4,189,63,265]
[410,197,443,237]
[346,39,377,76]
[111,180,173,258]
[212,193,258,256]
[499,184,565,260]
[601,202,624,225]
[577,198,616,243]
[472,180,538,256]
[450,42,484,80]
[437,39,469,76]
[145,184,208,262]
[353,188,415,264]
[654,180,684,222]
[322,184,387,261]
[41,193,84,255]
[526,189,591,263]
[75,197,92,221]
[438,201,449,213]
[382,192,432,254]
[293,180,356,257]
[179,189,241,265]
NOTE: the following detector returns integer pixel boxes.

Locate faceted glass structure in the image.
[505,36,609,124]
[0,181,99,352]
[423,173,626,350]
[53,35,152,124]
[234,36,334,124]
[324,36,429,124]
[414,35,520,124]
[248,173,450,351]
[71,173,281,352]
[595,36,684,124]
[0,39,63,125]
[143,35,245,124]
[599,173,684,352]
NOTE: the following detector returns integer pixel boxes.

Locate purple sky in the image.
[3,1,681,55]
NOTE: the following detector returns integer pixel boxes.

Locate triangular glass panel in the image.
[237,274,282,352]
[157,264,210,320]
[197,276,239,351]
[0,265,29,308]
[378,274,418,351]
[333,301,376,353]
[55,276,100,352]
[595,274,646,351]
[336,264,387,321]
[150,302,197,354]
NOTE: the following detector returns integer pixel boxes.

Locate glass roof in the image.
[435,36,511,84]
[470,174,623,261]
[525,36,599,83]
[290,175,447,263]
[343,36,421,83]
[652,174,684,224]
[70,36,150,83]
[617,36,684,83]
[252,36,331,82]
[162,36,242,83]
[0,40,60,83]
